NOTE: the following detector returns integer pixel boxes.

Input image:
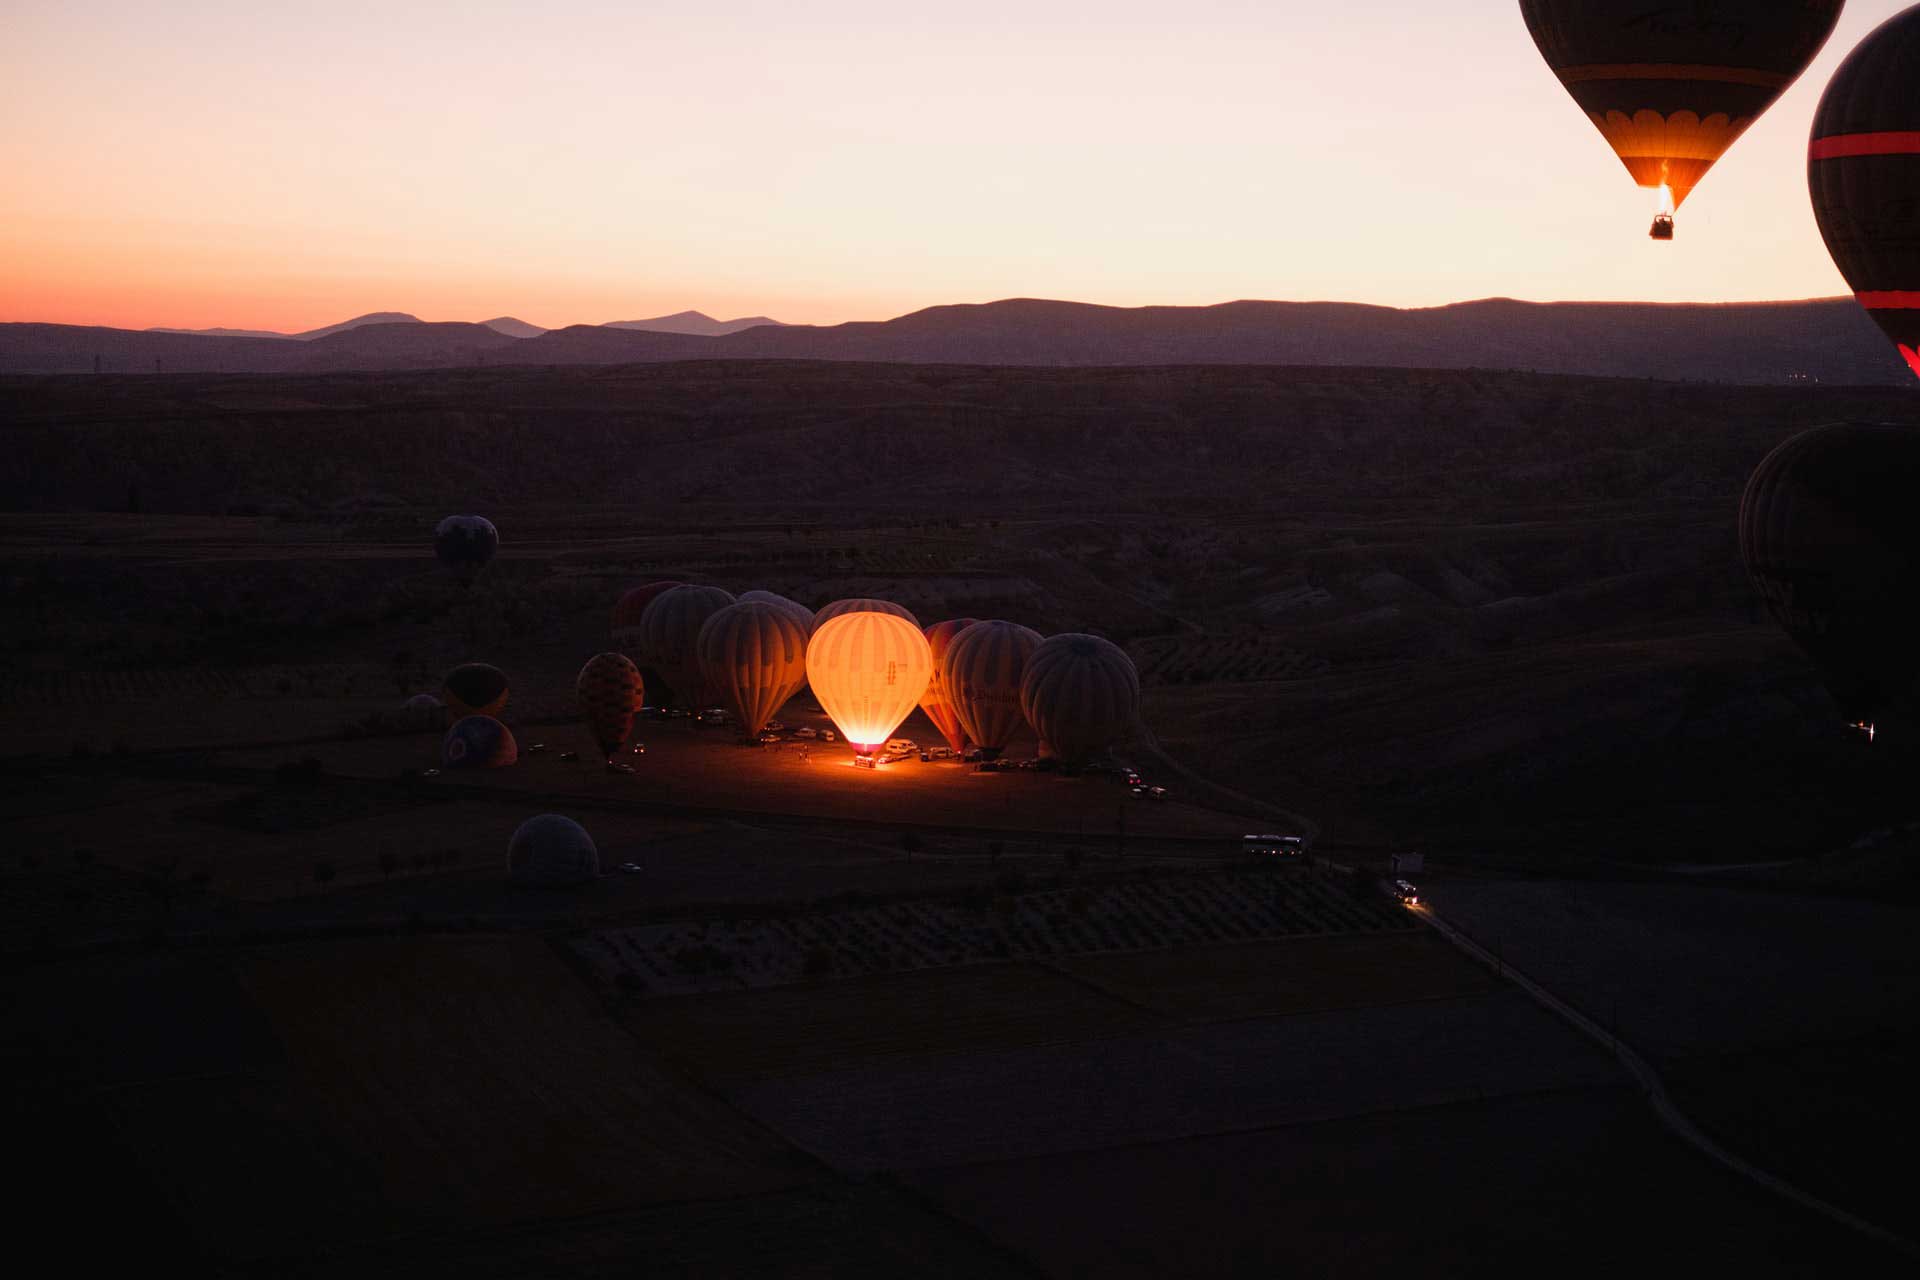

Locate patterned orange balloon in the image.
[576,652,644,759]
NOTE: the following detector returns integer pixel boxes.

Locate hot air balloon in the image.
[508,814,598,887]
[739,589,817,631]
[1808,4,1920,382]
[434,515,499,579]
[443,715,518,769]
[612,580,681,704]
[634,584,736,708]
[942,620,1044,759]
[576,652,645,763]
[402,692,444,729]
[1020,633,1140,768]
[698,602,811,739]
[813,597,919,631]
[1739,421,1920,733]
[442,662,508,718]
[805,611,933,762]
[1521,0,1843,237]
[920,618,982,754]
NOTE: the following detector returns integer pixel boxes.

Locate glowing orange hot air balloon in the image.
[805,611,932,763]
[1520,0,1843,238]
[576,652,644,763]
[920,618,981,754]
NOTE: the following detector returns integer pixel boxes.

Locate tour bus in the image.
[1242,834,1306,859]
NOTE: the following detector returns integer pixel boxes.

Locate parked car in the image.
[1146,786,1168,800]
[757,732,780,744]
[618,861,643,874]
[885,738,917,754]
[820,730,836,742]
[1391,879,1420,906]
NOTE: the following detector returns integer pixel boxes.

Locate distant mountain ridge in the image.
[10,296,1913,385]
[602,310,785,336]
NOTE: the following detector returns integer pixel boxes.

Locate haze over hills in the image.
[11,296,1913,384]
[602,310,786,337]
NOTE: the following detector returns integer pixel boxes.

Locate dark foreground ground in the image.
[4,361,1917,1272]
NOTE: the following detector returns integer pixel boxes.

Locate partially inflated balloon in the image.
[813,597,918,631]
[443,715,517,769]
[508,815,598,886]
[806,611,932,756]
[435,515,499,578]
[1020,634,1139,767]
[635,585,736,707]
[1808,4,1920,381]
[612,581,681,653]
[942,620,1043,759]
[698,602,810,738]
[443,662,508,718]
[576,652,644,759]
[1521,0,1842,229]
[1739,422,1920,726]
[920,618,982,754]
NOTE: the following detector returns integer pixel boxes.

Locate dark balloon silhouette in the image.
[1809,2,1920,382]
[1740,421,1920,727]
[698,601,810,739]
[434,514,498,577]
[942,620,1043,760]
[442,714,517,769]
[1521,0,1843,236]
[1019,633,1140,767]
[508,815,599,887]
[576,652,644,761]
[442,662,509,719]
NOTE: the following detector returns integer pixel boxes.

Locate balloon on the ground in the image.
[442,662,508,718]
[402,692,443,727]
[443,715,518,769]
[920,618,982,754]
[739,590,816,632]
[508,814,598,887]
[806,611,933,755]
[942,620,1043,759]
[611,581,682,653]
[698,601,810,738]
[1520,0,1842,232]
[576,652,645,759]
[1020,633,1140,767]
[434,515,498,576]
[635,584,736,707]
[1808,4,1920,382]
[813,597,918,631]
[1739,421,1920,726]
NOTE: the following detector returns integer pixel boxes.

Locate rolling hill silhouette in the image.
[7,297,1913,384]
[602,309,785,336]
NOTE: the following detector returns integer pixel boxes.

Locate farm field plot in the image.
[727,987,1619,1171]
[101,935,811,1265]
[626,962,1157,1085]
[906,1085,1899,1278]
[1056,930,1496,1022]
[1420,879,1920,1060]
[573,869,1413,994]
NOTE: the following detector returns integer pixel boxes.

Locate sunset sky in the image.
[3,1,1909,332]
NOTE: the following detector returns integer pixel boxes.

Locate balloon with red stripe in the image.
[1521,0,1843,237]
[1809,4,1920,382]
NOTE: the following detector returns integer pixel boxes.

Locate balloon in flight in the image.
[442,662,509,718]
[1739,421,1920,729]
[920,618,982,754]
[1808,3,1920,382]
[1520,0,1843,236]
[805,611,933,756]
[698,601,811,738]
[576,652,645,759]
[434,515,499,578]
[1020,633,1140,767]
[942,620,1044,759]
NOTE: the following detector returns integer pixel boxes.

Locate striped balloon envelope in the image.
[941,620,1043,759]
[920,618,982,754]
[575,652,644,759]
[805,611,932,756]
[1019,633,1140,768]
[634,584,736,708]
[611,581,681,654]
[1521,0,1843,234]
[738,590,816,632]
[812,597,919,632]
[698,601,811,738]
[1808,4,1920,381]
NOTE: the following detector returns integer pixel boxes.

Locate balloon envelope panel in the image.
[443,715,518,769]
[508,814,598,887]
[806,611,933,752]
